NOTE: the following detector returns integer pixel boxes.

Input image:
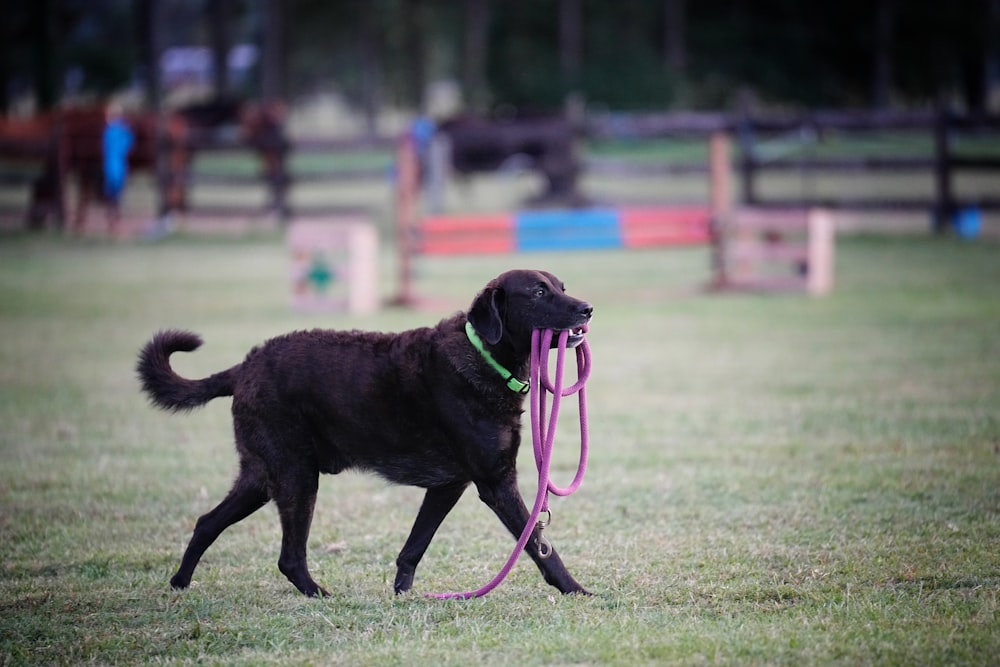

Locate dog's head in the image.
[468,270,593,350]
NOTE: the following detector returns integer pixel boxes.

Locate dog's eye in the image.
[534,288,546,297]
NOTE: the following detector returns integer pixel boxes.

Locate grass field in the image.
[1,229,998,666]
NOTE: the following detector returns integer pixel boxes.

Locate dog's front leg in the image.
[475,475,590,595]
[394,483,468,594]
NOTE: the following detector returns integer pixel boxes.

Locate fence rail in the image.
[585,108,1000,230]
[154,132,398,220]
[3,107,998,232]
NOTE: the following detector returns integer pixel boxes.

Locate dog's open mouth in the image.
[564,323,589,348]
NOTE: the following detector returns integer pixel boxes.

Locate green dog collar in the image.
[465,321,530,394]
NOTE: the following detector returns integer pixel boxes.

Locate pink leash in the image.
[429,327,592,599]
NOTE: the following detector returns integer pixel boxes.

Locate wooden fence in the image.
[160,108,1000,231]
[584,108,1000,232]
[3,107,998,234]
[155,130,398,222]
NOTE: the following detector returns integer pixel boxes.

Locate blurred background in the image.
[1,0,999,245]
[3,1,998,123]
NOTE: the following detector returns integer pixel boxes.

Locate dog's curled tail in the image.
[136,329,238,412]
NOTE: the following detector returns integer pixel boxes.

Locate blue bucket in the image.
[954,207,981,239]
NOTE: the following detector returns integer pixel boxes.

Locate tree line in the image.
[2,0,996,115]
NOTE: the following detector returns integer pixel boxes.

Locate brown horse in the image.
[10,99,287,234]
[0,113,67,228]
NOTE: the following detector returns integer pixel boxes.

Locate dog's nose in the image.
[579,303,594,320]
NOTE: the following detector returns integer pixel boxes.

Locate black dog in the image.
[137,269,593,597]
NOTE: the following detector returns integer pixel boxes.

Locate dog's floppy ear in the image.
[468,286,505,344]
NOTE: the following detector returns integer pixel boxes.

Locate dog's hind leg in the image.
[393,482,468,594]
[271,463,329,597]
[170,463,270,590]
[475,474,589,595]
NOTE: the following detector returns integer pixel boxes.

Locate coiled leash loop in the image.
[429,327,591,599]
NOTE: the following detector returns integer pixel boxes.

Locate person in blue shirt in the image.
[102,103,134,235]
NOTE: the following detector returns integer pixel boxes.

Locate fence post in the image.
[393,132,419,306]
[806,209,835,295]
[157,114,188,218]
[737,105,757,206]
[932,100,953,234]
[154,112,170,219]
[426,133,450,214]
[52,119,68,229]
[269,137,290,222]
[708,130,732,288]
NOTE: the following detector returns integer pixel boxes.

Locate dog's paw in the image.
[393,570,415,595]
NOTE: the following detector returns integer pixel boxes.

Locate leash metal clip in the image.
[535,509,553,559]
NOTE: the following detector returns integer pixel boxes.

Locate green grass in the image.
[1,231,999,666]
